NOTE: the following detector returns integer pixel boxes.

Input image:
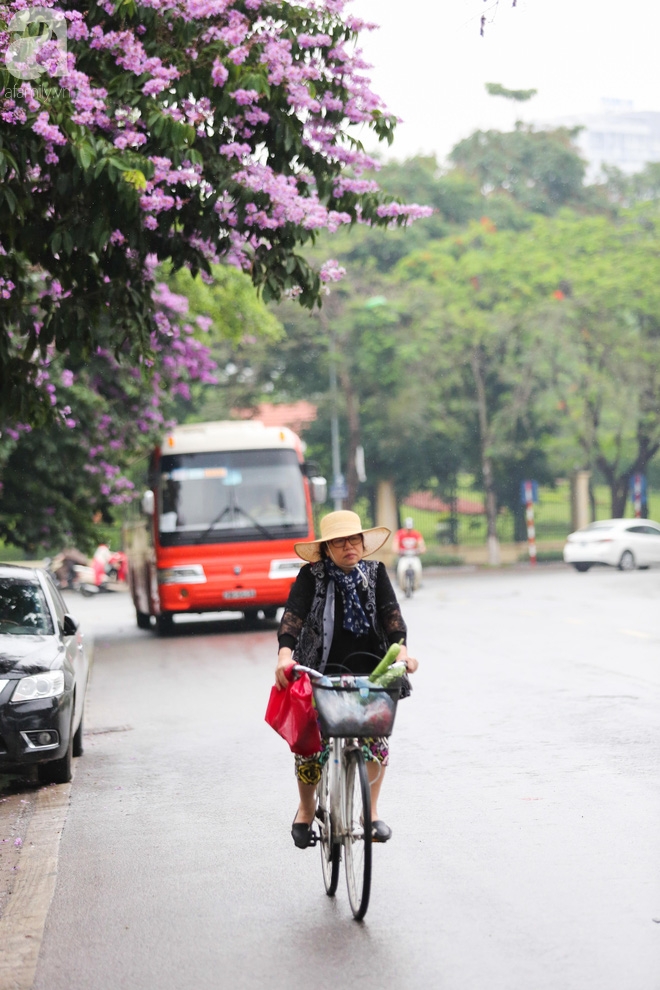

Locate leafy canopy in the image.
[0,0,429,423]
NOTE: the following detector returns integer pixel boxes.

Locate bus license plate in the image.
[223,589,257,600]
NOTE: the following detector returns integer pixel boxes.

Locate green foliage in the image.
[0,1,416,424]
[396,203,660,517]
[485,82,538,102]
[449,124,592,215]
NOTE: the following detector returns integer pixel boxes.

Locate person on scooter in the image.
[393,517,426,592]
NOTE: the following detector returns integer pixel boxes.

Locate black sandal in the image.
[371,820,392,843]
[291,816,316,849]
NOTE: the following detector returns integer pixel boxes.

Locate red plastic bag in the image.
[265,669,322,756]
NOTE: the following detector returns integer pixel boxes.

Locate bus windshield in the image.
[158,448,308,546]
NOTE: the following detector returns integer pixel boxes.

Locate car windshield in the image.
[580,522,616,532]
[0,579,54,635]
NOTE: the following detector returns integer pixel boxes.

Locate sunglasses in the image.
[328,534,363,549]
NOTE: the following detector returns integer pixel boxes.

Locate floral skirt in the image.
[294,737,389,786]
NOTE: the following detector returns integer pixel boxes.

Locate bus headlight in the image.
[157,565,207,585]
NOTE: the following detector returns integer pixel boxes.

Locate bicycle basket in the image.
[312,680,399,738]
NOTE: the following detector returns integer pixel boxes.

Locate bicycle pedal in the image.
[307,829,319,846]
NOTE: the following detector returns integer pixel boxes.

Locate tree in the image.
[395,221,561,562]
[531,208,660,516]
[398,205,660,526]
[449,123,593,217]
[0,279,217,552]
[485,82,537,103]
[0,0,429,423]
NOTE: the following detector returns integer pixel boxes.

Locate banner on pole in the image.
[628,474,647,501]
[520,480,539,505]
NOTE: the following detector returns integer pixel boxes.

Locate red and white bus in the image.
[124,420,326,633]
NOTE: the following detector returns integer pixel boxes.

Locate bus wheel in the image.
[156,612,174,636]
[136,609,151,630]
[244,608,260,627]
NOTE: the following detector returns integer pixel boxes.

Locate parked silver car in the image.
[563,518,660,572]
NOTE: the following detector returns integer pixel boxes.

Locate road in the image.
[2,565,660,989]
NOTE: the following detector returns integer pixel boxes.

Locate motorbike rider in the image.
[393,517,426,592]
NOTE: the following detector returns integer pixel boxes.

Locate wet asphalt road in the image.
[22,566,660,989]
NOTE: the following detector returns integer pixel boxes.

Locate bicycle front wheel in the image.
[343,749,372,920]
[318,761,340,896]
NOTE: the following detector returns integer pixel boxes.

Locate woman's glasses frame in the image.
[327,534,364,549]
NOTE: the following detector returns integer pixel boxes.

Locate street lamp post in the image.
[328,328,344,510]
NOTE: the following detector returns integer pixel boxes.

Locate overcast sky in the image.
[350,0,660,164]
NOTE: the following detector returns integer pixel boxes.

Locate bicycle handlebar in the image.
[290,661,407,682]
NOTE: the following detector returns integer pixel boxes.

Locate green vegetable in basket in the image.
[373,663,406,689]
[369,641,402,682]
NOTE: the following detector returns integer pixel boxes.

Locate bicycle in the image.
[293,661,403,920]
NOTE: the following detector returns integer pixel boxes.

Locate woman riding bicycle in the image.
[275,510,419,849]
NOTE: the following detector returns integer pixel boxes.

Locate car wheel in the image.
[573,563,592,572]
[136,609,151,630]
[156,611,174,636]
[72,707,84,758]
[262,607,278,621]
[38,715,74,785]
[618,550,635,571]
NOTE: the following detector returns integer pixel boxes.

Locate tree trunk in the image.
[610,478,629,519]
[597,433,660,519]
[471,347,500,565]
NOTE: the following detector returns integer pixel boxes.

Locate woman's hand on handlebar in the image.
[275,648,294,689]
[397,644,419,674]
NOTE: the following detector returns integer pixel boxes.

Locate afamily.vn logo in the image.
[5,6,67,81]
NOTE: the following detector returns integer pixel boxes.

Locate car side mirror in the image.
[62,613,79,637]
[310,476,327,504]
[141,490,155,515]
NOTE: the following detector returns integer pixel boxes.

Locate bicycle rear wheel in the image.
[343,749,372,920]
[317,761,340,896]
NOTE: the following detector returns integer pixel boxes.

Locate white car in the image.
[563,518,660,572]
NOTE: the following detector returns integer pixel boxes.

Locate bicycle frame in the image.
[326,736,360,843]
[292,664,376,919]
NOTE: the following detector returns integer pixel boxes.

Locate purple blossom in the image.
[212,59,229,87]
[32,113,67,146]
[320,259,346,283]
[231,89,260,106]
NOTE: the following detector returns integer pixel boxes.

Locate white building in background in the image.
[541,100,660,180]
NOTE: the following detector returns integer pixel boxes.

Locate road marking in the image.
[0,779,72,990]
[618,628,653,640]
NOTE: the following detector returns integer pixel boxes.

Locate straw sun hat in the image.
[294,510,390,564]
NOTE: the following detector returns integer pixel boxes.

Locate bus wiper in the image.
[197,504,276,541]
[231,504,277,540]
[198,505,232,540]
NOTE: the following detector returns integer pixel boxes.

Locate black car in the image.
[0,565,89,784]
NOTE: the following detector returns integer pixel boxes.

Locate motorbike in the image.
[48,545,127,596]
[79,546,128,596]
[47,548,90,591]
[396,549,422,599]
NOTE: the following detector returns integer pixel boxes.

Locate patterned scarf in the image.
[324,559,372,637]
